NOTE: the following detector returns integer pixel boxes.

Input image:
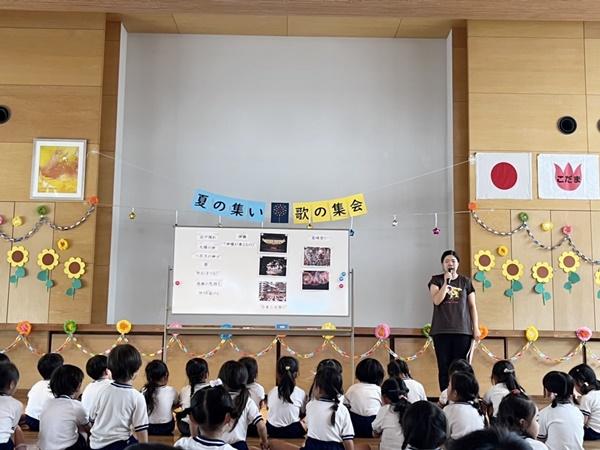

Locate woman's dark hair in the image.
[86,355,108,381]
[381,378,410,426]
[50,364,84,397]
[441,250,460,264]
[450,371,486,419]
[143,360,169,414]
[309,358,343,399]
[277,356,299,404]
[569,364,600,395]
[239,357,258,384]
[314,367,344,426]
[497,392,538,439]
[401,400,446,449]
[0,363,19,393]
[448,358,474,377]
[447,427,530,450]
[388,359,412,380]
[0,354,10,364]
[355,358,384,386]
[492,360,524,393]
[187,385,233,432]
[108,344,142,383]
[186,358,209,397]
[37,353,64,380]
[543,371,574,407]
[218,360,249,429]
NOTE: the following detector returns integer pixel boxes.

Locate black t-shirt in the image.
[427,274,475,336]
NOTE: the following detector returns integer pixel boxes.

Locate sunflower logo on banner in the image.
[473,250,495,291]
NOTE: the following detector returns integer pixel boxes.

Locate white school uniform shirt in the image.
[247,382,265,409]
[344,383,382,416]
[180,383,208,425]
[443,402,485,439]
[537,403,584,450]
[81,378,112,417]
[143,385,179,424]
[0,395,23,444]
[175,435,236,450]
[89,381,149,449]
[25,379,53,420]
[221,392,263,444]
[403,379,427,403]
[483,383,510,417]
[305,398,354,443]
[267,386,306,427]
[38,396,89,450]
[371,404,404,450]
[578,390,600,433]
[525,437,549,450]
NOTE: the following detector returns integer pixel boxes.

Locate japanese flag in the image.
[537,154,600,199]
[476,152,532,199]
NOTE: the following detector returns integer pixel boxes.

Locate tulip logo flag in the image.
[476,152,532,199]
[538,154,600,199]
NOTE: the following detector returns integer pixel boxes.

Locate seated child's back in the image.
[25,353,64,431]
[81,355,111,417]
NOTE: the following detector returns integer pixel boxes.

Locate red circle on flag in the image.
[490,162,518,190]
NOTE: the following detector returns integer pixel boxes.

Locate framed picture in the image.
[30,139,87,200]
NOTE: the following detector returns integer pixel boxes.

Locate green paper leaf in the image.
[564,282,572,292]
[71,279,82,289]
[9,275,17,284]
[66,288,75,297]
[483,279,492,289]
[568,272,581,283]
[512,280,523,292]
[534,283,545,294]
[504,289,514,298]
[45,279,54,289]
[37,270,48,281]
[597,290,600,299]
[15,267,25,278]
[474,271,485,282]
[543,292,552,302]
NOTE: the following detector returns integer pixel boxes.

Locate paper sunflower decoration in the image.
[36,249,59,290]
[502,259,524,301]
[576,326,592,343]
[64,257,86,298]
[558,251,581,293]
[63,320,77,336]
[16,321,32,337]
[321,322,336,340]
[116,320,132,335]
[531,262,553,304]
[473,250,495,291]
[7,246,29,285]
[525,325,539,343]
[595,270,600,300]
[374,323,391,340]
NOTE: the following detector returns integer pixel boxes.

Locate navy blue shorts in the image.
[267,421,305,439]
[585,427,600,440]
[301,437,345,450]
[349,411,376,438]
[148,420,175,436]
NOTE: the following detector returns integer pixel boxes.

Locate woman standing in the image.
[428,250,480,391]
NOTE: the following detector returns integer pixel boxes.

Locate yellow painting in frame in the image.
[30,139,86,200]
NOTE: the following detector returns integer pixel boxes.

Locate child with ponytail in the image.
[443,371,486,440]
[371,378,409,450]
[483,360,524,419]
[387,360,426,403]
[267,357,306,438]
[538,371,583,449]
[569,364,600,441]
[496,391,547,450]
[178,358,209,436]
[142,360,179,435]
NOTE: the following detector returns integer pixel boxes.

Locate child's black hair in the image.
[381,378,410,427]
[218,360,250,429]
[387,359,412,380]
[37,353,64,380]
[441,250,460,264]
[447,427,530,450]
[86,355,108,381]
[448,358,473,377]
[355,358,384,386]
[401,400,447,450]
[0,363,19,393]
[569,364,600,395]
[308,358,343,399]
[491,360,524,393]
[108,343,142,383]
[239,357,258,384]
[0,354,10,364]
[186,358,209,397]
[314,367,344,426]
[450,371,486,420]
[143,360,169,414]
[187,385,233,432]
[543,371,574,407]
[50,364,84,397]
[496,391,538,439]
[277,356,299,404]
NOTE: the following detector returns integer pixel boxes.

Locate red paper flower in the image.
[88,196,99,206]
[468,202,477,211]
[562,225,573,235]
[479,326,489,340]
[576,326,592,343]
[374,323,390,340]
[16,321,32,336]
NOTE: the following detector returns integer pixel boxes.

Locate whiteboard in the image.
[172,226,350,316]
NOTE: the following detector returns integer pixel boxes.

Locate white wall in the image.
[110,32,452,327]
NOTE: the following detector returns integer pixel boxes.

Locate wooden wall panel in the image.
[0,11,105,29]
[288,16,400,37]
[175,13,287,35]
[471,338,504,394]
[586,39,600,94]
[0,144,32,201]
[90,265,109,323]
[2,331,49,388]
[468,21,583,38]
[0,203,15,322]
[587,95,600,152]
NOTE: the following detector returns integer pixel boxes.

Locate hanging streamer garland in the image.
[502,259,524,301]
[228,337,278,358]
[532,262,553,304]
[473,250,495,290]
[384,338,432,362]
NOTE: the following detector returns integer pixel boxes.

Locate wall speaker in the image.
[557,116,577,134]
[0,106,9,125]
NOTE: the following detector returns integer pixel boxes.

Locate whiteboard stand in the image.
[162,266,173,362]
[350,268,355,376]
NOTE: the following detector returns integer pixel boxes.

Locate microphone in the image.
[446,267,454,284]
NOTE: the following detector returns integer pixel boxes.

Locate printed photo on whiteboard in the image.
[258,282,287,302]
[259,256,287,276]
[260,233,288,253]
[303,247,331,267]
[302,271,329,290]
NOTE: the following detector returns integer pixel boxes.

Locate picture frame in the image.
[30,138,87,200]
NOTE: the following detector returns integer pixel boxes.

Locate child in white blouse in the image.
[443,371,486,440]
[142,360,179,436]
[496,391,547,450]
[483,360,524,420]
[178,358,209,436]
[25,353,63,431]
[386,359,427,403]
[81,355,112,417]
[0,363,24,450]
[372,378,408,450]
[266,356,306,438]
[344,358,383,438]
[569,364,600,441]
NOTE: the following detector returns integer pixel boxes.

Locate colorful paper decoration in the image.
[374,323,391,339]
[192,189,265,223]
[531,262,553,304]
[293,193,367,225]
[518,212,529,222]
[576,326,592,343]
[468,202,477,211]
[88,196,99,206]
[421,323,432,338]
[502,259,524,300]
[479,326,489,340]
[63,257,85,298]
[63,320,77,335]
[562,225,573,235]
[16,321,32,337]
[11,216,23,227]
[220,323,233,340]
[558,251,581,292]
[0,216,4,225]
[541,222,553,232]
[538,154,600,199]
[36,205,48,216]
[36,249,59,290]
[525,326,539,343]
[57,239,69,251]
[475,152,532,199]
[473,250,495,290]
[595,270,600,300]
[7,246,28,285]
[128,208,136,220]
[321,322,336,340]
[116,320,132,335]
[270,202,289,224]
[496,246,508,256]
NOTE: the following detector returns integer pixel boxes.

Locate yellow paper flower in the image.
[16,321,32,336]
[37,249,59,271]
[496,246,508,257]
[7,246,29,268]
[63,257,85,279]
[502,259,524,281]
[595,270,600,286]
[321,322,336,340]
[11,216,22,227]
[474,250,495,272]
[558,251,580,273]
[116,320,132,335]
[532,262,553,284]
[525,326,539,343]
[57,239,69,251]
